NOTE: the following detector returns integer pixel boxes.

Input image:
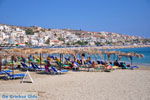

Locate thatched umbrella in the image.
[0,49,23,75]
[52,49,75,62]
[44,49,76,69]
[30,48,47,67]
[0,49,11,71]
[118,52,144,65]
[104,51,121,62]
[71,48,102,64]
[87,48,102,62]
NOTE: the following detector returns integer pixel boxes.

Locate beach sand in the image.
[0,69,150,100]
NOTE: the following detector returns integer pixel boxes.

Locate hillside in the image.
[0,24,149,47]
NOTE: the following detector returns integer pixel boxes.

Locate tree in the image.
[25,29,34,35]
[25,42,32,46]
[141,39,150,44]
[66,42,70,45]
[74,41,88,46]
[58,37,64,41]
[95,42,103,46]
[45,38,50,44]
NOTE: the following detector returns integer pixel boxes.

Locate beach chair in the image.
[51,66,68,74]
[72,62,80,71]
[56,61,71,69]
[31,63,45,71]
[4,71,27,79]
[35,63,53,72]
[32,63,53,74]
[112,66,120,70]
[129,66,139,70]
[0,70,12,74]
[21,63,34,71]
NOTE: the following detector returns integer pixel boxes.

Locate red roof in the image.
[51,40,60,42]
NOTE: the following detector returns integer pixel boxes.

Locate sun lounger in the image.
[72,62,80,71]
[129,66,139,70]
[0,70,12,74]
[31,63,45,71]
[112,66,121,69]
[56,61,71,69]
[4,71,27,79]
[21,63,35,71]
[51,66,68,74]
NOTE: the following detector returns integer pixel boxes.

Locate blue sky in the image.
[0,0,150,38]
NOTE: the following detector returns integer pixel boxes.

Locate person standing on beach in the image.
[81,53,86,65]
[45,60,51,73]
[114,60,120,66]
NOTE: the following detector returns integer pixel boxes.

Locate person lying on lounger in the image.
[72,61,80,71]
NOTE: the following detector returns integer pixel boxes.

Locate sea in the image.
[51,47,150,67]
[6,46,149,67]
[102,47,150,67]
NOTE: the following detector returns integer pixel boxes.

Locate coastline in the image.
[49,44,150,50]
[54,45,150,68]
[2,44,150,49]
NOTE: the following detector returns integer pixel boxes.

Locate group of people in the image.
[1,53,132,72]
[62,57,130,71]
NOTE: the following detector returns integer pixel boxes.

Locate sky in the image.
[0,0,150,38]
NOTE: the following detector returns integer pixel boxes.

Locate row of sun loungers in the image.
[0,62,69,80]
[21,63,68,73]
[0,61,139,80]
[0,70,26,79]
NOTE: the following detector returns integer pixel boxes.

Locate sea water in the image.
[105,47,150,67]
[45,47,150,67]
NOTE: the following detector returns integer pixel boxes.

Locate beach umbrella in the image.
[0,48,11,71]
[103,51,121,62]
[118,52,144,65]
[22,48,49,67]
[0,49,17,74]
[127,52,144,65]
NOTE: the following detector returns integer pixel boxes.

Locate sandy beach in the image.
[0,69,150,100]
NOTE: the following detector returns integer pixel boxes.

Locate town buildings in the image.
[0,24,146,47]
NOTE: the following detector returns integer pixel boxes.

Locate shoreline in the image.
[1,44,150,49]
[63,45,150,50]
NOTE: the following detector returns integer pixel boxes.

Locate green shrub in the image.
[25,29,34,35]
